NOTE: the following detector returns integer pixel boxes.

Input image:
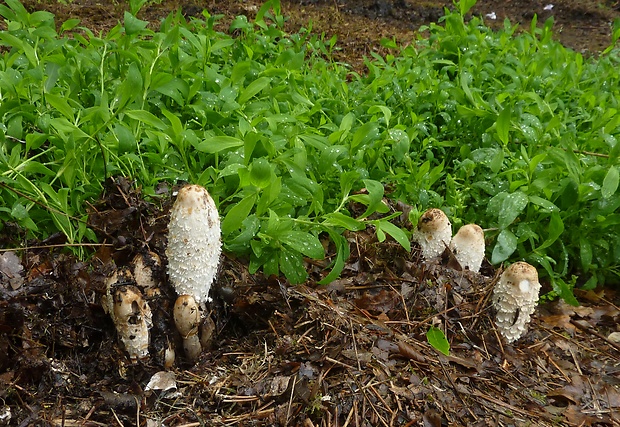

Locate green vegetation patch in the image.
[1,0,619,296]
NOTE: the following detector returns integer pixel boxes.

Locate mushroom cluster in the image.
[413,209,485,274]
[492,262,541,343]
[104,184,221,364]
[166,184,222,362]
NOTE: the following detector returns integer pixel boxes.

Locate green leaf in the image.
[537,212,564,250]
[322,212,365,231]
[426,326,450,356]
[374,220,411,252]
[195,136,244,154]
[125,109,166,129]
[357,179,385,219]
[498,191,528,229]
[45,93,74,120]
[351,122,380,150]
[279,247,307,284]
[123,11,148,35]
[602,166,619,199]
[222,193,257,235]
[238,77,271,104]
[280,231,324,259]
[496,107,511,145]
[249,158,273,189]
[114,123,136,154]
[318,231,348,285]
[491,229,518,264]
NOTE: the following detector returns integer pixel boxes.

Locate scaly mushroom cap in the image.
[492,262,541,343]
[132,251,162,297]
[449,224,485,273]
[414,208,452,260]
[166,185,221,304]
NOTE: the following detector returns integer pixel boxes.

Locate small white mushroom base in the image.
[107,283,153,360]
[492,262,541,343]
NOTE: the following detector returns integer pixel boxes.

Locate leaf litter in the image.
[0,178,619,426]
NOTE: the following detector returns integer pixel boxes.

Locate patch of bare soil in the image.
[18,0,620,72]
[1,179,620,426]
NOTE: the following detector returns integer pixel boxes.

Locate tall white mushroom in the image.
[166,184,221,361]
[413,208,452,261]
[492,262,541,343]
[449,224,485,273]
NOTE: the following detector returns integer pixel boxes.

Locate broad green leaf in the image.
[498,191,528,229]
[318,231,349,285]
[114,123,136,154]
[222,193,257,234]
[45,93,74,120]
[426,326,450,356]
[238,77,271,104]
[249,158,273,189]
[351,122,380,150]
[491,229,518,264]
[195,136,244,154]
[538,212,564,250]
[280,230,324,259]
[602,166,619,199]
[374,220,411,252]
[124,11,148,35]
[279,247,306,284]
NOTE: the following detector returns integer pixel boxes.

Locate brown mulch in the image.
[1,178,619,426]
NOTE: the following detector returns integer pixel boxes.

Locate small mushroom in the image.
[413,208,452,261]
[449,224,485,273]
[492,262,541,343]
[167,184,221,360]
[173,295,202,362]
[104,268,152,360]
[132,251,162,297]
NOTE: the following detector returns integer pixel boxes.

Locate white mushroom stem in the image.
[166,184,221,305]
[173,294,202,361]
[449,224,485,273]
[413,208,452,260]
[492,262,541,343]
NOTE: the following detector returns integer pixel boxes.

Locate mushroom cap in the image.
[492,262,541,343]
[173,294,201,338]
[449,224,485,272]
[413,208,452,260]
[166,185,221,304]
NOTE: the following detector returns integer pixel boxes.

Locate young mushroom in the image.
[449,224,485,273]
[166,184,222,361]
[413,208,452,261]
[173,295,202,361]
[104,268,153,361]
[492,262,541,343]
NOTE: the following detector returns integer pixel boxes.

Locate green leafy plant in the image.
[1,0,619,294]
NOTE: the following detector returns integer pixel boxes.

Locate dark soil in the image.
[2,1,620,426]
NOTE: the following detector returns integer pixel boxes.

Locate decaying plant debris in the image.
[0,177,619,426]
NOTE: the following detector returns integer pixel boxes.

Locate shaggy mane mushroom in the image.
[166,184,221,361]
[413,208,452,261]
[449,224,485,273]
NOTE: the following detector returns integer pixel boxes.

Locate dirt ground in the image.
[2,1,620,426]
[18,0,620,70]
